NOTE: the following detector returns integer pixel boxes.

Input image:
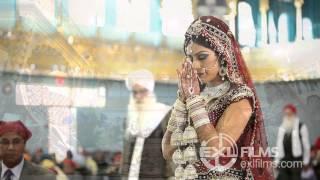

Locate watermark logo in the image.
[199,133,296,170]
[199,133,238,172]
[240,158,303,169]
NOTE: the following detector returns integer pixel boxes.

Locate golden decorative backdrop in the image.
[1,29,319,83]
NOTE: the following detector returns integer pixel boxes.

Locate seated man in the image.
[0,120,56,180]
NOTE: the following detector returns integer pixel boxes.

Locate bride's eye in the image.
[198,54,209,61]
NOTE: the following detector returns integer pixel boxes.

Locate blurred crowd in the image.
[15,136,320,180]
[309,137,320,180]
[22,148,122,180]
[17,136,320,180]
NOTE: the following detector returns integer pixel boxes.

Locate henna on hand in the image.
[180,60,200,98]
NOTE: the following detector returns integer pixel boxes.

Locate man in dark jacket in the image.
[0,120,55,180]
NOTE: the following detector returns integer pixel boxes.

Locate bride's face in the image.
[189,42,221,84]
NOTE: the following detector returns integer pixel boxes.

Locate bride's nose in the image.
[191,60,201,70]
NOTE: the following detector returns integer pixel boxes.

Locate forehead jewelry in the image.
[186,41,193,56]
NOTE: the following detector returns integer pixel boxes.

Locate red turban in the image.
[283,104,297,114]
[0,120,32,141]
[315,137,320,150]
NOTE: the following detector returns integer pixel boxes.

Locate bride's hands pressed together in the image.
[177,57,200,101]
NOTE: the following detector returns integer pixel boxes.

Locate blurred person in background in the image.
[311,137,320,179]
[121,70,172,179]
[72,147,94,177]
[106,152,122,179]
[94,150,109,177]
[23,150,32,162]
[32,148,44,164]
[275,104,311,180]
[301,146,317,180]
[0,144,2,161]
[73,147,86,168]
[0,120,55,180]
[62,150,78,175]
[82,149,98,176]
[41,155,68,180]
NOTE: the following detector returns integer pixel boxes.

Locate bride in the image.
[162,16,274,180]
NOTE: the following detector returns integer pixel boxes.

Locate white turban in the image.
[125,70,155,92]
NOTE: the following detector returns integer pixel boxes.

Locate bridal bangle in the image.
[186,95,210,129]
[167,99,188,132]
[171,97,199,179]
[193,118,210,129]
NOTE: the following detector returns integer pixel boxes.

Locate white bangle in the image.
[190,107,207,118]
[166,124,176,132]
[167,113,177,132]
[186,96,205,110]
[174,99,187,112]
[193,118,210,129]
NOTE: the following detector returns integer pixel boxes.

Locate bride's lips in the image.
[196,68,206,78]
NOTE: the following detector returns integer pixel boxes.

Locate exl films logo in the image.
[200,133,238,172]
[199,133,279,171]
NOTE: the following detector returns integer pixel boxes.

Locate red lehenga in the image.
[181,16,275,180]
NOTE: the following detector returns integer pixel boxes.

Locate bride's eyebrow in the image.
[193,51,209,56]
